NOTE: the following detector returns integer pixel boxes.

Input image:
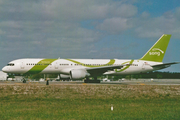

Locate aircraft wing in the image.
[151,62,180,70]
[86,65,124,76]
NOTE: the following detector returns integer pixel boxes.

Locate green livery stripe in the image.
[25,59,57,74]
[66,59,115,67]
[115,60,134,72]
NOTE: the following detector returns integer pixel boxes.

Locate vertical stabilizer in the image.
[140,34,171,62]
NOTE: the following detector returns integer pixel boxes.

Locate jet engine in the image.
[70,69,89,80]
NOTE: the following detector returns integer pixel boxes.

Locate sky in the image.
[0,0,180,72]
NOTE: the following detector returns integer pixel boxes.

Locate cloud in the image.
[41,0,110,21]
[109,4,138,18]
[1,0,180,40]
[0,0,139,53]
[141,12,150,18]
[97,17,132,34]
[134,8,180,38]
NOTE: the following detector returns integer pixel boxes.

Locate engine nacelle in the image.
[70,69,89,80]
[59,74,70,80]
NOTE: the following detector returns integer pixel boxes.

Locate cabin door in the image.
[21,62,25,69]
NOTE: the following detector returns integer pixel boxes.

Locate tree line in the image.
[110,71,180,80]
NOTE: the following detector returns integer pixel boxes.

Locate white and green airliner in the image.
[2,34,179,82]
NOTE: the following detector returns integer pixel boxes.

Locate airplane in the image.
[2,34,179,83]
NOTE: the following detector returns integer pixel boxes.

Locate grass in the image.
[0,84,180,120]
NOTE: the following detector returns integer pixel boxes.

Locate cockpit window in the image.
[7,63,15,66]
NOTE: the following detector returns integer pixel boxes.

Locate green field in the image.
[0,84,180,120]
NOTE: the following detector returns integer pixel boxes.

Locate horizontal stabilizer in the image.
[151,62,180,70]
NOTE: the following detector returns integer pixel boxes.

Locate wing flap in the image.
[86,65,124,76]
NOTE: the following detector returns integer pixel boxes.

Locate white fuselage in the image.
[2,58,162,76]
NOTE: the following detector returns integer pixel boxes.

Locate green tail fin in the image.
[140,34,171,62]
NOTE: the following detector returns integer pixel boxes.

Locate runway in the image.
[0,79,180,85]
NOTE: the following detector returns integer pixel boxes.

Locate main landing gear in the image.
[84,77,100,83]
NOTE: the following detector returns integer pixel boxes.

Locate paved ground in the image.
[0,79,180,85]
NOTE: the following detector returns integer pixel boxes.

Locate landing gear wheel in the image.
[46,80,49,85]
[84,80,100,83]
[22,78,26,83]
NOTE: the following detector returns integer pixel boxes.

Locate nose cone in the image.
[2,66,8,73]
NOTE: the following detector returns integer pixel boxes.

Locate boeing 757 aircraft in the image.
[2,34,179,83]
